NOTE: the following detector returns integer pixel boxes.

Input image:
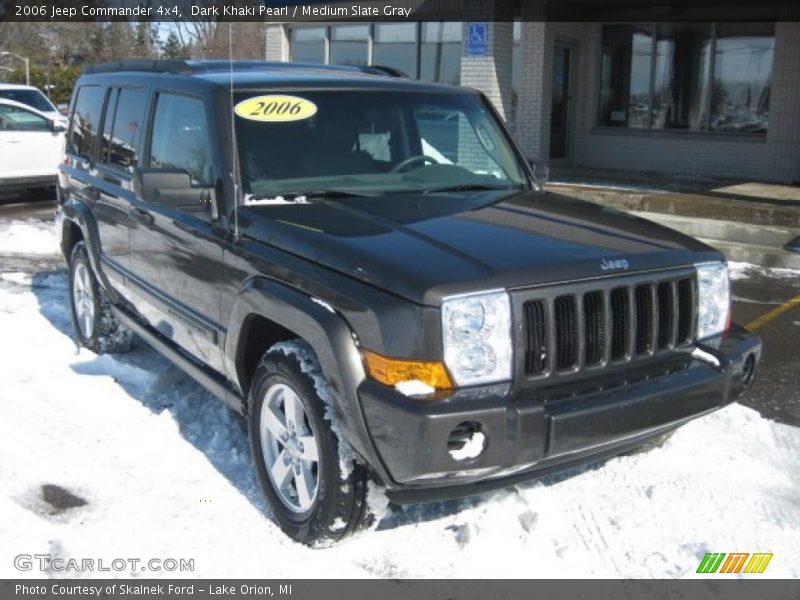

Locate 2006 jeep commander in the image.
[57,60,761,545]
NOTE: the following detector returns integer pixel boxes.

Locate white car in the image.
[0,98,66,193]
[0,83,68,127]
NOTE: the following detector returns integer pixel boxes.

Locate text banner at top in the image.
[2,0,800,23]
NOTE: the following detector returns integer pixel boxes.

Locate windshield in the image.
[234,90,529,197]
[0,89,55,113]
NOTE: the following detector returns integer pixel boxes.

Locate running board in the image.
[111,305,246,416]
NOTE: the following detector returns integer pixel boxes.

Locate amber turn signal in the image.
[362,350,453,390]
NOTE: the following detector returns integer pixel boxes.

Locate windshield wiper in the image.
[422,183,518,194]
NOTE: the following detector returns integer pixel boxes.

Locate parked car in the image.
[0,83,68,127]
[57,60,761,546]
[0,98,66,194]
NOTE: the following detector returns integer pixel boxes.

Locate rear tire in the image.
[248,341,371,546]
[68,242,133,354]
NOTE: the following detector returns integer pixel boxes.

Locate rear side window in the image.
[68,85,105,159]
[149,93,213,186]
[100,88,148,172]
[0,104,50,131]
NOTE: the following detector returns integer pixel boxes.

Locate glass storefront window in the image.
[710,23,774,133]
[287,23,462,85]
[330,25,369,66]
[652,23,711,130]
[420,22,462,85]
[599,22,774,134]
[289,27,325,64]
[373,23,418,78]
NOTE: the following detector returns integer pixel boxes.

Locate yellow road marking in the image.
[744,293,800,332]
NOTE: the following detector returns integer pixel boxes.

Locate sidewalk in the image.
[546,166,800,268]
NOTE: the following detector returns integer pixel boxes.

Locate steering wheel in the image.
[391,154,440,173]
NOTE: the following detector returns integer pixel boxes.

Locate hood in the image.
[240,190,720,305]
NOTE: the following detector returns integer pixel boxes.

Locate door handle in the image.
[129,207,154,226]
[7,138,21,144]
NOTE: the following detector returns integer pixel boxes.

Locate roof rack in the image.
[82,59,408,78]
[361,65,408,78]
[82,59,193,75]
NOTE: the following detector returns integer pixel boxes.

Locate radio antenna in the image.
[229,22,240,239]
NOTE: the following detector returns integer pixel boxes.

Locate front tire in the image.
[68,242,133,354]
[248,342,371,546]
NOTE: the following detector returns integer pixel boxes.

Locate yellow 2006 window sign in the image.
[234,95,318,122]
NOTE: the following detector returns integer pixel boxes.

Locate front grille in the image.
[522,272,696,378]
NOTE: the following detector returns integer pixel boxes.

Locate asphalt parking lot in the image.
[2,195,798,426]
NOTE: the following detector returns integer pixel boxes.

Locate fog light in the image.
[447,421,486,462]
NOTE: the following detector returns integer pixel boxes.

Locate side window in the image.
[0,104,50,131]
[67,85,105,159]
[98,88,119,164]
[100,88,148,172]
[149,93,213,186]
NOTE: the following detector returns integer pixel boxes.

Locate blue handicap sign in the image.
[467,22,488,57]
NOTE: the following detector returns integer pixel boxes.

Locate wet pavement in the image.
[730,268,800,427]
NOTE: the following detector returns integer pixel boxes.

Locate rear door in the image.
[128,91,227,373]
[0,103,62,179]
[92,86,150,272]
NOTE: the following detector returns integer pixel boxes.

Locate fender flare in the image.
[225,276,392,485]
[59,199,121,303]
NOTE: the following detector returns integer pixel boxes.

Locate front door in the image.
[549,44,573,160]
[127,91,227,374]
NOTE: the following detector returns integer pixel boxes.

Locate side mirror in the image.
[51,121,66,133]
[527,158,549,189]
[137,168,217,218]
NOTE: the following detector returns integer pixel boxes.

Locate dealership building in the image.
[264,1,800,183]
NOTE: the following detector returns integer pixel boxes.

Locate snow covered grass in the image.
[0,222,799,578]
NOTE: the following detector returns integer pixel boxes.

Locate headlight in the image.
[695,261,731,340]
[442,290,513,386]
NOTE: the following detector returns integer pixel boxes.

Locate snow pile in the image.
[0,217,798,578]
[0,219,60,256]
[729,261,800,282]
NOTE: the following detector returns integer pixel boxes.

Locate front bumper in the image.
[358,325,760,504]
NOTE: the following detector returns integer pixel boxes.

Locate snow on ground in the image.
[0,219,60,255]
[729,261,800,282]
[0,221,799,579]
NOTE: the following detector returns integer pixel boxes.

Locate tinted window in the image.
[373,23,418,78]
[149,94,213,185]
[101,88,148,172]
[599,22,774,133]
[420,22,462,85]
[0,89,55,112]
[329,25,369,66]
[68,86,105,158]
[290,27,325,63]
[711,23,773,133]
[0,104,50,131]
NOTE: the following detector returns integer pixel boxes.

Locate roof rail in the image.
[81,59,410,78]
[82,59,193,75]
[361,65,408,78]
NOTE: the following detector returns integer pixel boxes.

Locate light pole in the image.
[0,51,30,86]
